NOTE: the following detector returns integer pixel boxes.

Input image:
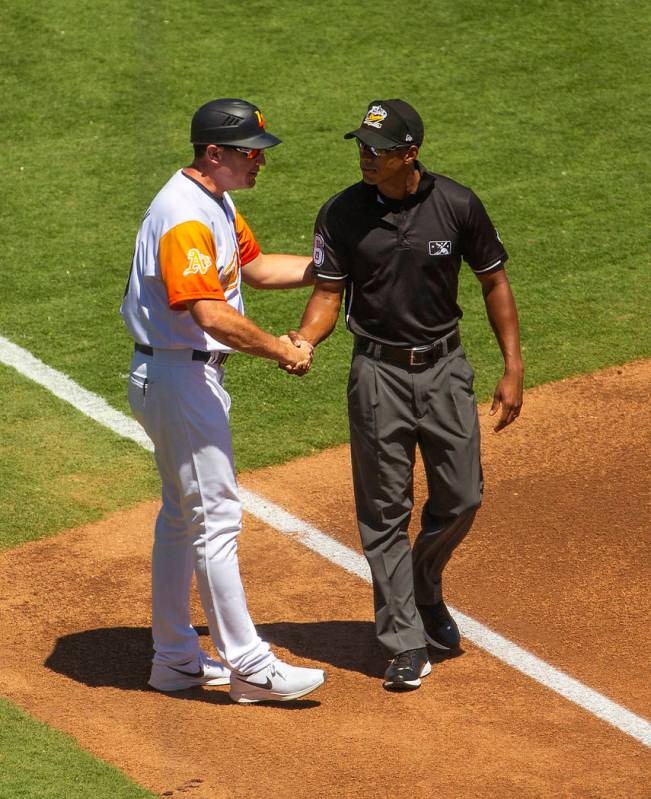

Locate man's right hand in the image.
[278,333,313,376]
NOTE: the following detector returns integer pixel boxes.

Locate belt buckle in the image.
[409,348,427,367]
[409,341,443,367]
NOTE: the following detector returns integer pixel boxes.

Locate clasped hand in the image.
[278,330,313,376]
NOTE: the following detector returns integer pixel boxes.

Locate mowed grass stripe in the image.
[1,0,649,425]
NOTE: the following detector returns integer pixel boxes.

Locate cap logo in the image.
[363,104,387,129]
[405,133,413,142]
[255,110,266,128]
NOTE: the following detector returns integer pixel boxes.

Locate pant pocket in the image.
[128,372,149,424]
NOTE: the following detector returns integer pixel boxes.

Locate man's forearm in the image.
[242,254,314,289]
[188,299,298,364]
[482,276,524,372]
[298,292,341,346]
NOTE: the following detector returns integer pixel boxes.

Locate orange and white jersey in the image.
[120,169,260,351]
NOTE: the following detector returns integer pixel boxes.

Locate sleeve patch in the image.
[160,220,226,309]
[183,248,213,276]
[313,233,326,267]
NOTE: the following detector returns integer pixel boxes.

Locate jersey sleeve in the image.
[159,220,226,310]
[235,211,261,265]
[461,191,509,274]
[312,200,348,281]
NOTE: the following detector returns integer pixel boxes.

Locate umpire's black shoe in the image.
[383,647,431,691]
[418,601,461,651]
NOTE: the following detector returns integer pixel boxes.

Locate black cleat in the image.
[418,601,461,651]
[383,647,431,691]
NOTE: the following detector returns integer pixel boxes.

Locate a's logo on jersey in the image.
[428,241,452,256]
[363,105,387,129]
[183,248,213,276]
[313,233,325,267]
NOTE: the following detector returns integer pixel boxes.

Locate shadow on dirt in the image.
[44,620,461,694]
[45,625,153,689]
[258,620,385,677]
[43,620,381,692]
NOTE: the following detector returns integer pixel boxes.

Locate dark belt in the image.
[135,342,229,367]
[354,327,461,368]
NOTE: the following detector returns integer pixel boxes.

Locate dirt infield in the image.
[0,360,649,798]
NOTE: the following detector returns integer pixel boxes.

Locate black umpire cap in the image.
[190,98,281,149]
[344,99,424,149]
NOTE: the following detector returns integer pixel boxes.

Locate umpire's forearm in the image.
[298,292,341,346]
[481,272,524,373]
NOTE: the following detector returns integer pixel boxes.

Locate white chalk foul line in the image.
[1,333,649,748]
[238,490,651,747]
[0,336,154,453]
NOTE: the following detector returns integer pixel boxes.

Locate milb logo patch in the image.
[428,240,452,256]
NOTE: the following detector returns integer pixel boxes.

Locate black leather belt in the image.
[354,328,460,368]
[135,342,229,367]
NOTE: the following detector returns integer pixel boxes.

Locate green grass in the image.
[0,365,159,550]
[1,0,649,421]
[0,0,649,795]
[0,699,155,799]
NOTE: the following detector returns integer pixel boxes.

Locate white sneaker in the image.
[229,660,326,704]
[148,651,230,692]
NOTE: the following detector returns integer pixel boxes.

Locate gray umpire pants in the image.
[347,334,483,656]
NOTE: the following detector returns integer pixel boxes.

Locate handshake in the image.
[278,330,314,377]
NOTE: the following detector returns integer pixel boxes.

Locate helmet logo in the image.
[255,110,266,128]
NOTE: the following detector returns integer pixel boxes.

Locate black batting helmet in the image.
[190,98,281,149]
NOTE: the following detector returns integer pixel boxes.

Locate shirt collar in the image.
[375,161,435,210]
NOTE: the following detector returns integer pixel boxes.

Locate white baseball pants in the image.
[128,348,273,675]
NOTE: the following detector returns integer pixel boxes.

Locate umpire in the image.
[294,99,524,691]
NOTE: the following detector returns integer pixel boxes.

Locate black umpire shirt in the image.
[313,162,508,347]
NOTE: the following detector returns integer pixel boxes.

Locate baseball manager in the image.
[121,98,324,704]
